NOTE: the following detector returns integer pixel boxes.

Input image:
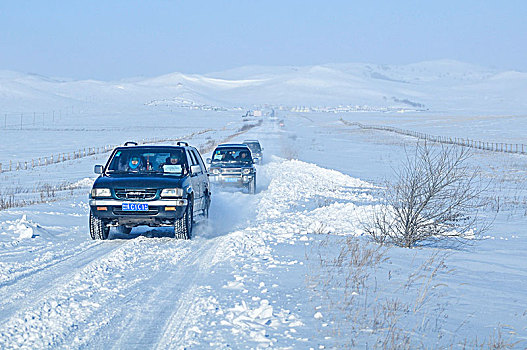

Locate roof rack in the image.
[124,141,138,146]
[217,143,249,147]
[177,141,189,146]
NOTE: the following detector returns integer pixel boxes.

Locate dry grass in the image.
[306,236,520,349]
[0,180,85,211]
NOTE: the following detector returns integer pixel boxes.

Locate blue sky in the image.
[0,0,526,80]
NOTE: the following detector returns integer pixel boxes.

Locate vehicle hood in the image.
[93,174,186,188]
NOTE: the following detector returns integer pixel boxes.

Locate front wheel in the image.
[203,194,210,218]
[174,199,193,240]
[89,210,109,240]
[247,178,256,195]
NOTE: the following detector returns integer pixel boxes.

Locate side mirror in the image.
[190,164,201,175]
[94,165,104,174]
[206,158,212,164]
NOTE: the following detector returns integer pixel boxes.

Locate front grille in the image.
[221,168,242,175]
[114,188,157,200]
[113,208,159,216]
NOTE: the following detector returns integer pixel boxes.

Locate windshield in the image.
[106,148,187,175]
[212,148,253,164]
[244,142,261,153]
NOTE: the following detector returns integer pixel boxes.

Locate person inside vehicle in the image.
[237,151,249,162]
[128,155,144,172]
[117,154,128,172]
[223,151,235,161]
[166,154,180,165]
[163,154,184,173]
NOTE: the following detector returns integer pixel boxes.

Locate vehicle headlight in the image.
[91,188,111,198]
[211,168,220,175]
[161,188,183,198]
[242,168,251,175]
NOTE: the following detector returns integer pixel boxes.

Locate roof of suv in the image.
[117,141,195,150]
[216,143,250,149]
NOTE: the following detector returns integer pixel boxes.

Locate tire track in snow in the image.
[0,240,119,325]
[0,237,193,348]
[69,235,219,349]
[153,238,221,349]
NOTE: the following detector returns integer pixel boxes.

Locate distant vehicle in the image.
[242,110,262,118]
[207,144,257,194]
[243,139,263,164]
[89,142,210,240]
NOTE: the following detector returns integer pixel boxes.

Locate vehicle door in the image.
[192,148,210,207]
[186,149,203,211]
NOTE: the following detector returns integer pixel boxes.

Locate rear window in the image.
[245,142,261,152]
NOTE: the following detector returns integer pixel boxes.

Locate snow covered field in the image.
[0,62,526,348]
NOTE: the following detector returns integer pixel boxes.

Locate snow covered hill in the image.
[1,60,527,114]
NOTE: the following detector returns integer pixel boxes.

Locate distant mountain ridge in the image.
[0,60,525,115]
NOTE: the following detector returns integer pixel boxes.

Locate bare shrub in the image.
[281,142,298,160]
[365,142,490,248]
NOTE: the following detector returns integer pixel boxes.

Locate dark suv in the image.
[89,141,210,240]
[208,144,256,194]
[243,140,263,164]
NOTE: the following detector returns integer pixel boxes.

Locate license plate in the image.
[122,203,149,211]
[224,178,238,183]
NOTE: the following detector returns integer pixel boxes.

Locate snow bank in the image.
[1,215,38,239]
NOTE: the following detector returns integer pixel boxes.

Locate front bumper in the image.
[89,198,188,226]
[209,174,254,187]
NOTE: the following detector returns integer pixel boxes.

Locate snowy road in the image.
[0,120,376,348]
[0,117,526,348]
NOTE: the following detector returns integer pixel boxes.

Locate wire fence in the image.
[0,129,213,174]
[1,109,74,129]
[340,119,527,155]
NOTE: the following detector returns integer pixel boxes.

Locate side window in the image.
[187,150,202,174]
[191,149,207,172]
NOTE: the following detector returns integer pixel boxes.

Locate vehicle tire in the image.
[117,225,132,234]
[203,194,210,218]
[89,210,109,240]
[248,178,256,194]
[174,199,193,240]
